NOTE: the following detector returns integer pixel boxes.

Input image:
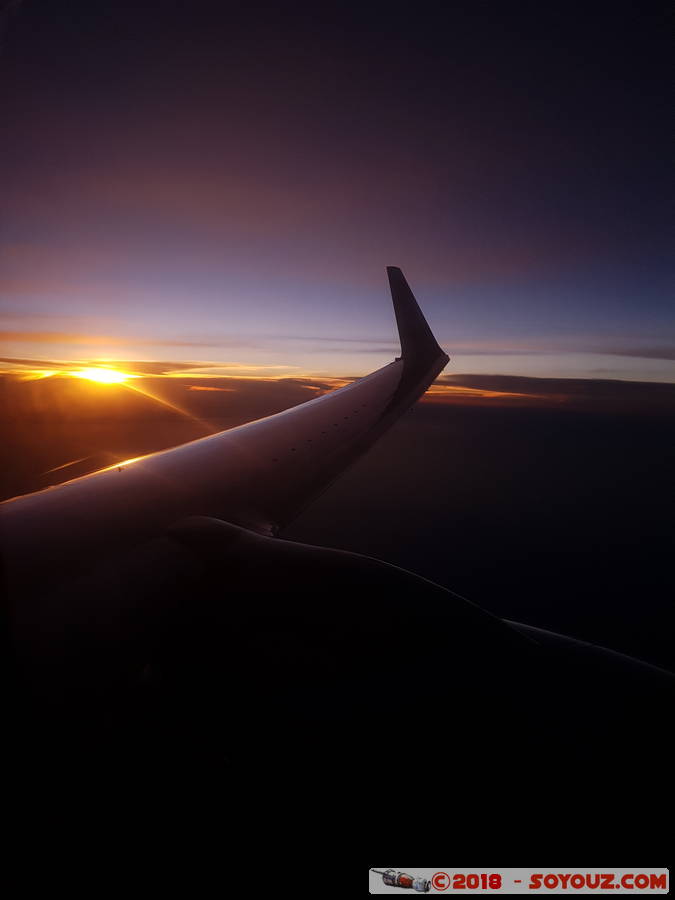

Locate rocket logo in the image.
[370,870,431,893]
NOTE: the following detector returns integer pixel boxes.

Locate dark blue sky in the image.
[1,1,672,380]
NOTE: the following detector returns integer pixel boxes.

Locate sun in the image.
[70,367,138,385]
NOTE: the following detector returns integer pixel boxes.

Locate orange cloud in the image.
[0,329,251,349]
[0,330,124,345]
[423,383,554,405]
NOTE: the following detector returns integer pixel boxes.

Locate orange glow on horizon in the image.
[69,366,139,385]
[423,383,553,403]
[19,369,59,381]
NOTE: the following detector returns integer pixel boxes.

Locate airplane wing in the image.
[2,267,671,813]
[1,267,448,586]
[1,267,450,699]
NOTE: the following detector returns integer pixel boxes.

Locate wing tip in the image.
[386,266,447,367]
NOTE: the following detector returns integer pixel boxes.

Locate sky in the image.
[0,1,673,381]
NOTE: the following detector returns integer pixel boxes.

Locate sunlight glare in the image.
[70,367,138,385]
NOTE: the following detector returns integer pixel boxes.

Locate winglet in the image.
[386,266,447,367]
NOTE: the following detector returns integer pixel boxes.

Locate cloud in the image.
[0,355,307,383]
[434,373,675,414]
[437,337,675,362]
[590,344,675,361]
[0,329,262,350]
[3,354,675,415]
[0,356,202,375]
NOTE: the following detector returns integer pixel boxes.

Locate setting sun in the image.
[70,367,138,385]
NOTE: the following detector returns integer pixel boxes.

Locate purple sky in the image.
[1,2,673,381]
